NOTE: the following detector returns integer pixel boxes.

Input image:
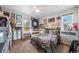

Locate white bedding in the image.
[32,33,57,44]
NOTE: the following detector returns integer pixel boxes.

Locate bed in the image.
[31,33,58,52]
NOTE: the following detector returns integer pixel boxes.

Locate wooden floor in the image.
[54,44,70,53]
[10,39,39,53]
[10,39,70,53]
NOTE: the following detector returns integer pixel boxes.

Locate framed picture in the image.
[48,17,55,22]
[16,14,22,21]
[57,16,61,20]
[16,14,22,26]
[11,13,15,20]
[23,18,30,33]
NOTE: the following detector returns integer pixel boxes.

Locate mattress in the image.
[31,33,57,52]
[32,33,57,43]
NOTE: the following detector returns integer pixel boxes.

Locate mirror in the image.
[32,19,39,29]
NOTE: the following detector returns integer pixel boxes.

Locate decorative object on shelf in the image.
[48,17,55,22]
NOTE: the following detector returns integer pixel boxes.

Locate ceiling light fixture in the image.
[33,6,40,13]
[36,9,40,13]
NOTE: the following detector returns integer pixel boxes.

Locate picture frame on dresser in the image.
[57,16,61,20]
[48,17,55,22]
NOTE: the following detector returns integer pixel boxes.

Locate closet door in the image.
[17,29,21,40]
[13,27,22,40]
[13,29,18,40]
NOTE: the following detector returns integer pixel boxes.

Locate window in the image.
[62,14,73,31]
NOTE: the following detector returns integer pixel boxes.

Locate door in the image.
[13,29,18,40]
[17,29,22,40]
[13,27,22,40]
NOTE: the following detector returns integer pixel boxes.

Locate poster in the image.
[24,20,30,32]
[23,19,30,33]
[16,14,22,26]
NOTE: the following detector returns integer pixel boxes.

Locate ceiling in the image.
[1,5,76,19]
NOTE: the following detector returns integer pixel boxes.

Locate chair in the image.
[69,40,79,53]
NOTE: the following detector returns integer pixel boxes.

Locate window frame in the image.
[61,13,73,31]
